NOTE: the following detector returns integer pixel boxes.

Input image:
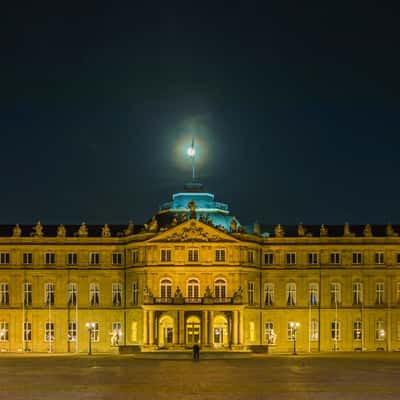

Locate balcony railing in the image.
[146,296,235,305]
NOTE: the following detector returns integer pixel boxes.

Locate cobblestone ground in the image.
[1,353,400,399]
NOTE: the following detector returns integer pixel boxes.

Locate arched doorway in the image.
[186,315,201,346]
[159,315,174,347]
[213,314,228,347]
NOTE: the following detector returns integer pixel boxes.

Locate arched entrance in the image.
[213,314,228,347]
[159,315,174,347]
[186,315,201,345]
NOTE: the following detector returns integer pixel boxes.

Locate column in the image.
[238,310,244,345]
[149,310,154,345]
[209,311,214,347]
[232,310,238,345]
[202,311,208,345]
[143,310,148,345]
[179,310,185,345]
[173,311,178,345]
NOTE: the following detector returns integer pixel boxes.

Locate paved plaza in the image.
[1,353,400,399]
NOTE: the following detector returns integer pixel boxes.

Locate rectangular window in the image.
[132,249,139,264]
[265,321,275,343]
[264,283,274,306]
[24,321,32,341]
[286,283,296,306]
[112,252,123,265]
[188,248,199,262]
[160,249,172,262]
[330,252,341,265]
[45,283,55,306]
[23,252,33,265]
[67,282,77,306]
[0,321,8,341]
[287,323,298,341]
[45,322,54,342]
[352,252,363,265]
[264,252,274,265]
[286,252,296,265]
[68,321,77,342]
[247,251,254,263]
[375,320,385,341]
[308,253,318,265]
[45,252,56,265]
[89,252,100,265]
[67,253,77,265]
[310,319,319,341]
[89,283,100,306]
[90,322,99,342]
[0,283,9,305]
[352,282,363,305]
[331,320,340,341]
[0,252,10,265]
[247,281,255,305]
[24,282,32,306]
[353,320,362,340]
[215,249,226,262]
[375,282,384,305]
[330,282,341,305]
[309,283,319,306]
[112,282,122,306]
[132,281,139,305]
[375,252,384,265]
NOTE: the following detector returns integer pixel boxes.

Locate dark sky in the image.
[2,3,400,225]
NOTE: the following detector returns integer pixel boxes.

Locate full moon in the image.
[187,147,195,157]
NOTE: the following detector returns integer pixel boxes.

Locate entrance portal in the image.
[159,315,174,347]
[186,315,201,345]
[213,314,228,347]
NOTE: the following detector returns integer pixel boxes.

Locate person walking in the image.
[193,344,200,361]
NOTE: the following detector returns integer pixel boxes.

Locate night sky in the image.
[2,3,400,226]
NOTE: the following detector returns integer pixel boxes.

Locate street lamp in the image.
[290,322,300,355]
[85,322,95,355]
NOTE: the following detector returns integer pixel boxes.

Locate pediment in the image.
[147,219,238,243]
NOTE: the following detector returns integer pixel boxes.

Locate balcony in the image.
[145,296,235,305]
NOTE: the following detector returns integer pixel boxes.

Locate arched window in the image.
[214,278,226,298]
[160,278,172,298]
[330,282,341,305]
[286,282,296,306]
[264,283,274,306]
[352,282,363,305]
[308,283,319,306]
[89,283,100,306]
[187,279,200,299]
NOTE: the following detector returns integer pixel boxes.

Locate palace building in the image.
[0,180,400,354]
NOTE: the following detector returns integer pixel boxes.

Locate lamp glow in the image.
[187,147,195,157]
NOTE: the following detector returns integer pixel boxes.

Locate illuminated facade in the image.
[0,184,400,354]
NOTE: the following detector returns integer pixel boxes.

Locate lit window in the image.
[188,249,199,262]
[112,283,122,306]
[375,320,385,341]
[352,252,363,265]
[0,321,8,342]
[247,281,255,305]
[310,319,319,341]
[24,282,32,306]
[331,320,340,341]
[264,253,274,265]
[375,252,384,265]
[330,252,341,265]
[214,279,226,298]
[264,283,274,306]
[0,253,10,265]
[44,283,55,306]
[352,282,363,305]
[112,252,123,265]
[68,321,77,342]
[215,249,226,262]
[89,283,100,306]
[23,253,33,265]
[67,253,77,265]
[0,283,9,305]
[286,282,296,306]
[286,252,296,265]
[89,253,100,265]
[330,282,341,305]
[375,282,384,305]
[309,283,319,306]
[24,322,32,341]
[265,321,274,343]
[111,322,122,345]
[45,322,54,342]
[45,252,56,265]
[308,253,318,265]
[353,320,362,340]
[90,322,99,342]
[132,281,139,305]
[160,249,172,262]
[287,323,298,341]
[67,283,77,306]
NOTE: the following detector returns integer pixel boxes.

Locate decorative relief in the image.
[164,221,224,242]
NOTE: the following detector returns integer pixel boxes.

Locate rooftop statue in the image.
[181,212,188,222]
[174,286,183,298]
[124,221,134,236]
[32,221,43,237]
[199,212,206,223]
[253,221,261,235]
[320,224,328,237]
[170,214,178,227]
[230,216,238,233]
[188,200,196,219]
[57,224,66,238]
[274,224,284,237]
[297,223,305,237]
[144,216,158,233]
[204,286,212,298]
[77,222,88,237]
[363,224,373,237]
[343,222,354,237]
[12,224,22,237]
[386,224,398,237]
[102,224,111,237]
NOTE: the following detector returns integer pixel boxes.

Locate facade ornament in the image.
[57,224,66,238]
[253,221,261,235]
[297,223,305,237]
[170,214,178,227]
[110,329,120,346]
[233,286,243,304]
[165,221,223,242]
[102,224,111,237]
[203,286,212,298]
[144,216,158,233]
[124,221,134,236]
[199,212,206,223]
[181,212,188,223]
[363,224,373,237]
[12,224,22,237]
[343,222,354,237]
[386,224,398,237]
[267,329,277,345]
[274,224,284,237]
[188,200,196,219]
[237,225,246,233]
[320,224,328,237]
[230,216,238,233]
[31,221,43,237]
[174,286,184,304]
[143,286,154,304]
[76,222,88,237]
